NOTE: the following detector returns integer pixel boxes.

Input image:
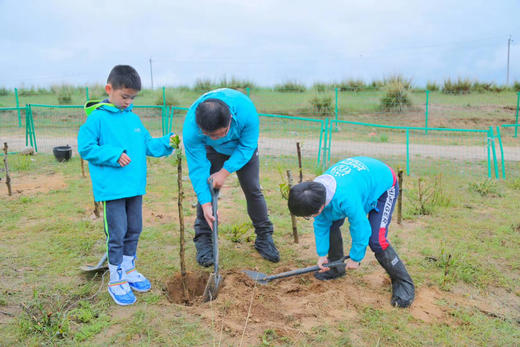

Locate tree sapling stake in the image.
[3,142,12,196]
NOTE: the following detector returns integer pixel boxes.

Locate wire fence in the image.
[1,97,519,180]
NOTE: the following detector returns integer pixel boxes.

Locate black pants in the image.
[194,147,273,241]
[103,195,143,266]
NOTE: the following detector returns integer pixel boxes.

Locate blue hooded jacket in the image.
[313,157,395,262]
[183,88,259,205]
[78,101,174,202]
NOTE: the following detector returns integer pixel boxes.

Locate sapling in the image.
[170,134,188,300]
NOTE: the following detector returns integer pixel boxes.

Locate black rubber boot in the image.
[254,233,280,262]
[375,245,415,308]
[314,221,346,281]
[194,234,213,267]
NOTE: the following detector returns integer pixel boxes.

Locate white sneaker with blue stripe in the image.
[107,264,136,306]
[122,255,151,292]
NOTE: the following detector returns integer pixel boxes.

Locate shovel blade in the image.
[202,272,222,302]
[242,270,269,285]
[79,264,108,272]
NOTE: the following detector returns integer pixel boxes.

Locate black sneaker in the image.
[313,264,346,281]
[195,234,214,267]
[254,234,280,262]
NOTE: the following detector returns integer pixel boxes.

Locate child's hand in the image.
[118,152,131,167]
[317,256,330,272]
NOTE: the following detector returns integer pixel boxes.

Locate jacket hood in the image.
[84,100,133,116]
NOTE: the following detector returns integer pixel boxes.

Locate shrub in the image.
[407,175,450,215]
[154,92,178,106]
[383,75,413,89]
[274,80,306,92]
[88,84,107,100]
[216,77,256,90]
[513,81,520,92]
[312,82,330,92]
[309,95,334,116]
[442,78,471,94]
[193,78,215,92]
[380,81,411,112]
[56,85,74,105]
[368,79,384,90]
[336,79,365,92]
[469,179,501,197]
[426,81,439,91]
[0,88,11,96]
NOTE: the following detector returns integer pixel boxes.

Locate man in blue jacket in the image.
[183,88,279,267]
[78,65,174,306]
[288,157,414,308]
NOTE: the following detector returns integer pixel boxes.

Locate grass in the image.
[0,152,519,345]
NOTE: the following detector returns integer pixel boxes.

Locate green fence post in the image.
[406,128,410,175]
[496,126,506,179]
[26,105,37,152]
[321,119,330,170]
[487,129,492,178]
[515,91,519,137]
[317,120,324,167]
[489,127,499,179]
[15,88,21,127]
[425,90,429,134]
[162,87,166,108]
[327,119,333,163]
[85,87,89,101]
[246,87,250,98]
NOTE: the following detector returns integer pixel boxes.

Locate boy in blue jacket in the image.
[78,65,174,306]
[288,157,414,308]
[183,88,279,267]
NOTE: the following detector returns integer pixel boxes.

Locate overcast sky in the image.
[1,0,519,89]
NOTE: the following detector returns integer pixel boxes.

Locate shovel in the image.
[202,179,222,302]
[80,253,108,272]
[244,256,350,285]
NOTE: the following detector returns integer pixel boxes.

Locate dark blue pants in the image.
[194,146,273,242]
[103,195,143,266]
[328,180,399,258]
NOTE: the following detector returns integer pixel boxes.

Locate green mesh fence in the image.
[0,106,28,152]
[165,108,326,171]
[27,104,167,154]
[326,120,493,179]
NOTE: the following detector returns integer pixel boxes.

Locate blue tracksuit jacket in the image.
[313,157,395,262]
[183,88,259,205]
[78,101,174,202]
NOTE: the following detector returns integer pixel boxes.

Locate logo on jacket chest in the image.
[134,127,141,133]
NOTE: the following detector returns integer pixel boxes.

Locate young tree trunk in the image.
[296,142,303,183]
[176,145,188,301]
[81,157,86,178]
[286,170,298,243]
[3,143,12,196]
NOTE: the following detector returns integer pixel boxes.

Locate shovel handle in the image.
[263,256,350,282]
[208,178,220,275]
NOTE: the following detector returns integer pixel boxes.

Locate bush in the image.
[442,78,471,94]
[383,75,413,89]
[193,78,215,92]
[154,92,178,106]
[336,79,365,92]
[0,88,11,96]
[468,179,501,197]
[309,95,334,116]
[274,80,306,92]
[368,79,384,90]
[216,77,256,90]
[88,84,107,100]
[312,82,330,92]
[513,81,520,92]
[407,175,451,216]
[56,85,74,105]
[380,81,411,112]
[426,81,439,91]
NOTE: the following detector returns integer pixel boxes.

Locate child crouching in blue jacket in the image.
[78,65,175,306]
[288,157,414,308]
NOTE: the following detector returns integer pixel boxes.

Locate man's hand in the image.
[317,256,330,272]
[118,152,131,167]
[210,168,230,189]
[346,258,360,270]
[201,202,216,231]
